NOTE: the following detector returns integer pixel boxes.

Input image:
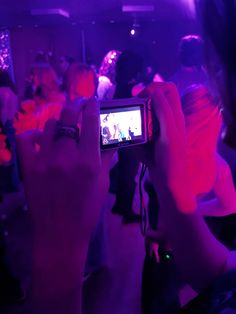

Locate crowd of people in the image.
[1,0,236,313]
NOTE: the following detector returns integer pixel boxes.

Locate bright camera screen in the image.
[100,106,142,145]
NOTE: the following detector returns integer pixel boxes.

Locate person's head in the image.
[34,51,49,65]
[66,63,97,100]
[0,69,17,94]
[30,64,60,102]
[59,56,75,74]
[99,50,121,84]
[197,0,236,147]
[0,70,18,124]
[115,50,144,86]
[179,35,204,68]
[143,65,155,85]
[103,114,110,123]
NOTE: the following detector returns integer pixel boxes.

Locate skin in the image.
[17,83,234,313]
[143,83,229,292]
[17,98,113,314]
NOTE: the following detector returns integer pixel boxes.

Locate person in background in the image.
[14,1,236,313]
[0,69,25,305]
[65,63,97,101]
[58,56,75,92]
[14,64,65,134]
[143,65,155,85]
[170,35,208,96]
[24,51,52,100]
[142,34,236,314]
[97,50,121,100]
[63,62,109,279]
[110,50,144,224]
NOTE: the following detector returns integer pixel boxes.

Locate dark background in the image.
[0,0,199,95]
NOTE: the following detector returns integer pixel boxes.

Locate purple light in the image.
[0,30,14,79]
[180,0,196,17]
[130,29,136,36]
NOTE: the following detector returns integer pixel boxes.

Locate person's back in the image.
[110,50,144,223]
[171,67,208,96]
[97,50,121,100]
[170,35,208,96]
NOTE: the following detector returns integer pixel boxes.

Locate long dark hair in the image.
[179,35,204,68]
[115,50,144,86]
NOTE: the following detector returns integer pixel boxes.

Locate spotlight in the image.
[130,21,140,37]
[130,29,136,36]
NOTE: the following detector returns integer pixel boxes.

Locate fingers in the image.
[142,82,185,143]
[150,86,177,141]
[158,82,186,138]
[131,81,186,147]
[146,237,160,263]
[17,130,42,177]
[39,119,57,157]
[55,100,85,154]
[153,245,160,263]
[60,98,85,126]
[80,98,100,159]
[138,82,161,99]
[101,150,115,170]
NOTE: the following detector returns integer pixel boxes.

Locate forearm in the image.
[154,183,229,292]
[30,182,109,314]
[30,284,82,314]
[31,241,87,314]
[198,198,236,217]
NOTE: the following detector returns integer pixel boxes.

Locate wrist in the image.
[153,179,197,214]
[33,244,86,297]
[31,282,82,314]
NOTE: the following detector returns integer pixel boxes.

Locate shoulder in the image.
[0,87,16,100]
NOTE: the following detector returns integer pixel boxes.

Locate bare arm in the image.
[18,99,113,314]
[155,184,229,292]
[199,155,236,217]
[144,82,230,293]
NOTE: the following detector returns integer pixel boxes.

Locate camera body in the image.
[100,97,153,150]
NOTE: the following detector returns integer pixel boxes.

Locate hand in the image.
[140,83,229,293]
[146,241,160,263]
[145,228,170,263]
[17,98,113,299]
[140,82,196,213]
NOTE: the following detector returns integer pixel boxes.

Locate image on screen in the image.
[100,106,142,145]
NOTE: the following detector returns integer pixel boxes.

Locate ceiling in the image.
[0,0,195,28]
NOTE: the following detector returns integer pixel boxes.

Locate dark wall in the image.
[10,18,199,97]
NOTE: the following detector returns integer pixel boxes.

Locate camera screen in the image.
[100,106,143,146]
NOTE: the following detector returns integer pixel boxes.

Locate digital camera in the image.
[100,97,153,150]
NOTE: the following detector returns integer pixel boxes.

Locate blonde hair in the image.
[66,63,97,100]
[31,64,60,102]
